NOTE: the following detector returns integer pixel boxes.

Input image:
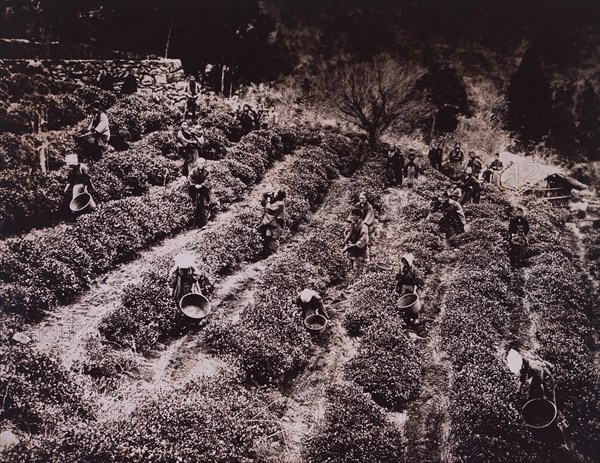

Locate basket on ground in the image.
[304,314,327,333]
[521,399,557,429]
[397,293,421,316]
[375,262,393,272]
[179,293,211,320]
[70,193,96,214]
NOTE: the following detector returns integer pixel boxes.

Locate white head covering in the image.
[65,154,79,166]
[175,252,196,269]
[507,349,523,374]
[401,253,415,268]
[300,288,318,303]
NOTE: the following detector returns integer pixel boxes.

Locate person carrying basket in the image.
[168,252,202,306]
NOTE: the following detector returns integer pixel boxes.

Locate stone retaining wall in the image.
[1,58,188,100]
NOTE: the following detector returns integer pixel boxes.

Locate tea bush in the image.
[47,85,117,130]
[346,319,422,410]
[303,384,405,463]
[0,125,301,319]
[142,129,178,156]
[99,270,214,353]
[0,184,190,319]
[107,94,179,141]
[0,346,90,434]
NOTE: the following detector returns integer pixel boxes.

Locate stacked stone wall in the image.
[1,58,188,101]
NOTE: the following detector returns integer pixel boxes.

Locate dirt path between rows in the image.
[403,261,455,463]
[246,178,361,463]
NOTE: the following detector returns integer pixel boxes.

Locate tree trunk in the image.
[220,63,226,96]
[39,141,47,174]
[367,129,377,148]
[164,23,172,59]
[228,62,234,98]
[33,108,48,174]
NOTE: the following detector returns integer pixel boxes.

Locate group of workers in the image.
[67,72,278,224]
[428,142,505,186]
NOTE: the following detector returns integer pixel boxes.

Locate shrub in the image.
[0,133,23,169]
[0,135,179,236]
[197,101,242,141]
[345,319,422,410]
[107,94,179,141]
[0,183,191,320]
[143,129,178,157]
[198,126,229,160]
[47,85,116,130]
[0,168,64,236]
[343,272,398,337]
[0,346,90,434]
[91,146,179,202]
[207,162,247,210]
[1,123,302,320]
[303,384,405,463]
[522,207,600,461]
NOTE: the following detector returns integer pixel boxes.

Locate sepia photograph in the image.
[0,1,599,462]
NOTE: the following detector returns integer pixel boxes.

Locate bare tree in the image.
[323,56,431,147]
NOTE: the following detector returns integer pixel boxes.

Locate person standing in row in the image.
[428,141,443,171]
[466,151,483,178]
[387,146,405,186]
[260,189,286,256]
[449,142,464,176]
[440,196,466,238]
[344,208,369,279]
[489,152,504,186]
[63,154,95,218]
[121,70,138,95]
[168,252,202,306]
[448,182,462,202]
[395,253,422,297]
[89,107,110,144]
[509,207,530,239]
[404,152,420,188]
[355,192,374,229]
[177,121,202,176]
[508,207,530,268]
[461,172,481,204]
[239,104,259,134]
[184,75,201,120]
[188,157,210,228]
[296,288,329,320]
